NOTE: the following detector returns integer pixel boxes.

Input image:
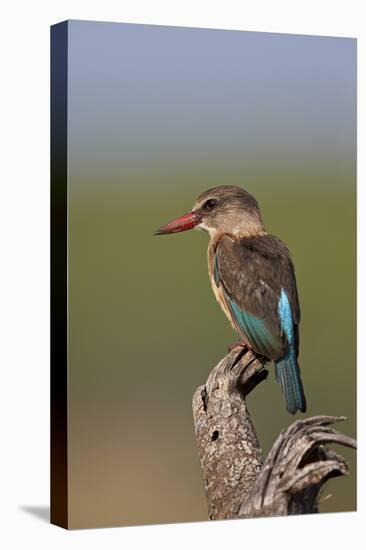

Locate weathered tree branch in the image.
[192,348,356,519]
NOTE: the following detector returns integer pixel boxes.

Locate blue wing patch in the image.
[213,252,220,287]
[277,288,293,344]
[227,295,280,357]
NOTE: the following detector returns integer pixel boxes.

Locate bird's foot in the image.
[227,339,250,353]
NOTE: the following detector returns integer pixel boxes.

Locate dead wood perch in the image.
[192,347,356,520]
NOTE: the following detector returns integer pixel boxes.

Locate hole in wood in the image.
[211,430,219,441]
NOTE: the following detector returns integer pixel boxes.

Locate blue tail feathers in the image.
[275,349,306,414]
[276,288,306,414]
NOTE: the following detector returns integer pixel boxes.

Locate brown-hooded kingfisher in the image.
[154,186,306,415]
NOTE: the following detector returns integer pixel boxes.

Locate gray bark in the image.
[192,347,356,520]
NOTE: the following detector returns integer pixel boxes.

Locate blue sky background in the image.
[68,21,356,191]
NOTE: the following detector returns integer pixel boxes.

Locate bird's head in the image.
[154,186,265,238]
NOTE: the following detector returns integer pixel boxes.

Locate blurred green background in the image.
[66,21,356,528]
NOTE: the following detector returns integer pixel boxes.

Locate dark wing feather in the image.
[214,234,300,361]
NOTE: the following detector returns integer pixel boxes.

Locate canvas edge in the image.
[50,19,69,530]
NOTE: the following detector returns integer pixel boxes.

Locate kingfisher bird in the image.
[154,186,306,415]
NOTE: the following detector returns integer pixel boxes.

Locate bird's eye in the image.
[203,198,218,211]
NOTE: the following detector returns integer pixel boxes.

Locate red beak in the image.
[154,211,202,235]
